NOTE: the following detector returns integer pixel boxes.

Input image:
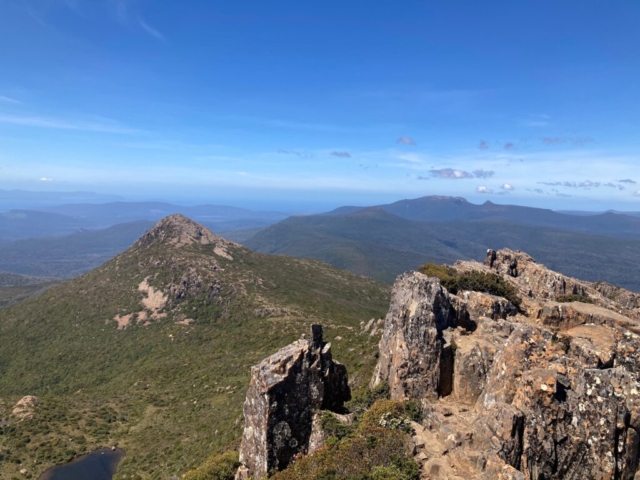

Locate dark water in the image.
[38,448,125,480]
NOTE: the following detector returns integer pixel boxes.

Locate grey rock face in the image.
[237,325,350,480]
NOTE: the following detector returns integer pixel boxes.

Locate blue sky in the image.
[1,0,640,211]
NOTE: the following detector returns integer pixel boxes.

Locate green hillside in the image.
[246,208,640,290]
[0,215,390,479]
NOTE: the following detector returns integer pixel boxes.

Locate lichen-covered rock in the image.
[373,249,640,479]
[237,325,350,480]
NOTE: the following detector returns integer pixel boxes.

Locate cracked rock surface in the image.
[236,325,350,480]
[373,248,640,479]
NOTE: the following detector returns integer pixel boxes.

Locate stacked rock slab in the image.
[373,249,640,479]
[236,325,350,480]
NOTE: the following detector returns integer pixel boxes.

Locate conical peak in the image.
[135,214,235,250]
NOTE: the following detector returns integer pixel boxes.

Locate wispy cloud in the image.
[476,185,493,194]
[538,180,603,189]
[277,149,312,159]
[504,142,515,150]
[473,169,494,179]
[478,140,489,150]
[634,191,640,198]
[39,177,53,182]
[430,168,473,179]
[0,95,21,104]
[554,189,572,197]
[139,19,165,40]
[397,136,416,146]
[541,136,594,147]
[619,179,636,184]
[331,151,351,158]
[0,114,143,134]
[522,114,551,128]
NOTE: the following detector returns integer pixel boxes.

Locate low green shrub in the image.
[556,294,593,304]
[272,399,419,480]
[183,450,240,480]
[418,263,522,308]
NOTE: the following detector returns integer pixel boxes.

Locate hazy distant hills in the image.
[0,220,154,278]
[246,203,640,290]
[0,210,93,242]
[0,202,287,243]
[35,202,287,230]
[0,189,121,210]
[4,195,640,289]
[327,196,640,239]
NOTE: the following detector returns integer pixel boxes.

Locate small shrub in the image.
[418,263,522,308]
[183,450,240,480]
[556,294,593,304]
[346,383,390,416]
[320,411,353,441]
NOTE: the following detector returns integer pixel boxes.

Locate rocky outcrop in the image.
[236,325,350,480]
[374,249,640,479]
[135,214,238,257]
[11,396,39,420]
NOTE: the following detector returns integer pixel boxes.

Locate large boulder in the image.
[237,325,350,480]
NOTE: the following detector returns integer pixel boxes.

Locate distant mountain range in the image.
[0,189,121,210]
[4,195,640,290]
[0,202,287,243]
[0,220,155,278]
[326,196,640,238]
[246,196,640,290]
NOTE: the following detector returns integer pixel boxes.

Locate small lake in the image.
[38,448,125,480]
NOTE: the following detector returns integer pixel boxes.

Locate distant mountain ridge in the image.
[35,201,286,228]
[0,202,287,243]
[324,195,640,238]
[247,199,640,290]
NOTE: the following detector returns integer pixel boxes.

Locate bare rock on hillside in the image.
[11,396,39,420]
[237,325,350,480]
[373,248,640,479]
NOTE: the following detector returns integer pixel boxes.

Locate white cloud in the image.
[397,136,416,146]
[430,168,473,179]
[501,183,514,191]
[634,191,640,197]
[0,95,21,104]
[139,20,165,40]
[39,177,53,182]
[0,114,142,134]
[476,185,493,194]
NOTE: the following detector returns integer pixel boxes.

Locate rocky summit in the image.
[371,248,640,479]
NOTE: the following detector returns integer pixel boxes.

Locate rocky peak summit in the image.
[134,214,238,256]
